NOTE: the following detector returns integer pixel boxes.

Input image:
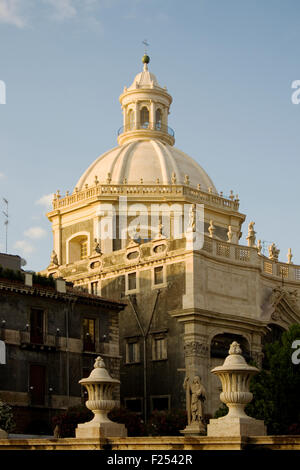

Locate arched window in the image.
[128,109,134,130]
[67,233,89,264]
[155,109,162,130]
[140,106,149,128]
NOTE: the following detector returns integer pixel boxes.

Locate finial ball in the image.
[142,54,150,64]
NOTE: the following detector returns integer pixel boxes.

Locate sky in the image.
[1,0,300,272]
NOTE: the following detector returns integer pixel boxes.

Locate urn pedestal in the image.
[76,356,127,439]
[0,428,7,438]
[207,342,266,437]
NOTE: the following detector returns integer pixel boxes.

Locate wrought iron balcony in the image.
[117,122,175,138]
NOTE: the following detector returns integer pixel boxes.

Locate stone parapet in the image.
[0,435,299,451]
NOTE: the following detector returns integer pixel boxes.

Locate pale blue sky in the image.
[1,0,300,271]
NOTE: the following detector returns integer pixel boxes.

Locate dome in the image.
[76,139,216,191]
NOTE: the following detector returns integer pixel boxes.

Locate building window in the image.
[30,308,44,344]
[126,339,140,363]
[80,240,88,260]
[124,397,143,414]
[154,266,164,285]
[155,109,162,130]
[126,271,138,294]
[83,318,96,352]
[90,281,99,295]
[152,335,167,361]
[67,233,90,264]
[140,106,149,128]
[152,265,166,289]
[150,395,170,412]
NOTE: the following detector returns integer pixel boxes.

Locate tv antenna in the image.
[2,198,8,254]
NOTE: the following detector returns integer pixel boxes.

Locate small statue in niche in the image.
[246,221,256,247]
[183,375,207,429]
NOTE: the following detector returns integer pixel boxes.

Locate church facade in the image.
[43,54,300,420]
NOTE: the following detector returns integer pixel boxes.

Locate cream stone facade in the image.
[42,55,300,420]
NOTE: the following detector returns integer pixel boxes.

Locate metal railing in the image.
[118,122,175,138]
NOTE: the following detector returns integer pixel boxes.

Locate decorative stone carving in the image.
[106,172,112,184]
[184,174,190,185]
[251,350,264,369]
[268,242,280,261]
[208,220,215,238]
[207,342,266,437]
[76,356,127,438]
[182,375,206,434]
[184,341,209,358]
[93,238,102,256]
[50,250,58,266]
[246,221,256,247]
[227,226,233,243]
[171,172,177,184]
[157,221,164,239]
[188,204,196,232]
[270,286,299,321]
[256,239,262,255]
[287,248,293,264]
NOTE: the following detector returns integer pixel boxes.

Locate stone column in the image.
[150,100,155,129]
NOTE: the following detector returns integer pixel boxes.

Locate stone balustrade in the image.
[51,183,240,212]
[201,236,300,282]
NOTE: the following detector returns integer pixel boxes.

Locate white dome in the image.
[76,139,216,191]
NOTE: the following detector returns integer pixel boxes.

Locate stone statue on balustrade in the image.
[268,242,280,261]
[208,220,215,238]
[256,239,262,255]
[227,225,233,243]
[183,375,207,434]
[246,221,256,247]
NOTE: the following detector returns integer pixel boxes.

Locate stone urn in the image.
[75,356,127,438]
[207,341,266,437]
